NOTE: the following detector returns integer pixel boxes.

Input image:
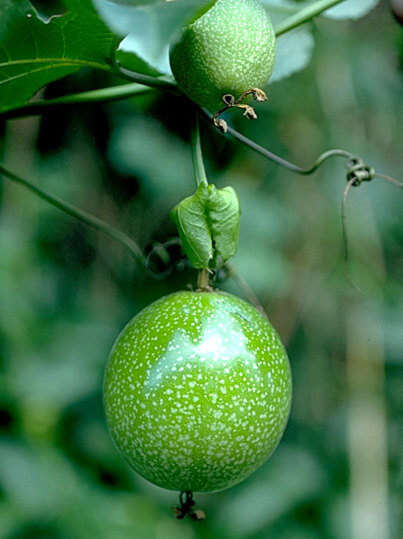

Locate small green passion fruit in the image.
[104,290,291,493]
[169,0,276,112]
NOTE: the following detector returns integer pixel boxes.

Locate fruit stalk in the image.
[197,268,211,291]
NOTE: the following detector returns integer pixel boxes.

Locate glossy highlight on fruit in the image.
[169,0,276,111]
[104,290,291,493]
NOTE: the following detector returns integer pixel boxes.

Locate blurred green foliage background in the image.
[0,3,402,538]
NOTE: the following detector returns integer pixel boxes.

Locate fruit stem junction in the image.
[197,268,213,292]
[174,491,206,520]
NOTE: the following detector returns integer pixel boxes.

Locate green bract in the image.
[171,182,240,269]
[169,0,276,111]
[104,290,292,493]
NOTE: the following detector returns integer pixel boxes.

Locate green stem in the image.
[190,114,211,290]
[0,164,146,267]
[113,65,177,91]
[0,65,178,120]
[1,83,152,120]
[275,0,346,36]
[191,112,208,186]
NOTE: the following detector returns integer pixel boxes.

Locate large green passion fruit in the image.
[169,0,276,112]
[104,290,291,493]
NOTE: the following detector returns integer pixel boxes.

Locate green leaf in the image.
[0,0,116,113]
[262,0,299,19]
[93,0,213,75]
[263,0,380,82]
[207,185,240,266]
[171,183,212,269]
[115,35,163,76]
[171,183,240,269]
[270,27,314,83]
[263,2,315,83]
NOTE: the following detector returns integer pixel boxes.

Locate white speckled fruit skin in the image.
[104,290,291,493]
[169,0,276,111]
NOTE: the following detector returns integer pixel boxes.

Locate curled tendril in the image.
[145,238,185,279]
[345,156,375,186]
[201,109,403,289]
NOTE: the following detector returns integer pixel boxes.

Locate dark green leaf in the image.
[171,183,212,269]
[0,0,115,113]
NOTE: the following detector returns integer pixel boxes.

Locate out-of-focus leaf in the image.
[8,321,116,409]
[217,445,325,536]
[108,117,192,204]
[270,27,314,83]
[262,0,299,23]
[263,0,379,82]
[223,177,294,296]
[0,441,193,539]
[0,0,116,113]
[324,0,380,19]
[263,0,380,21]
[0,441,76,515]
